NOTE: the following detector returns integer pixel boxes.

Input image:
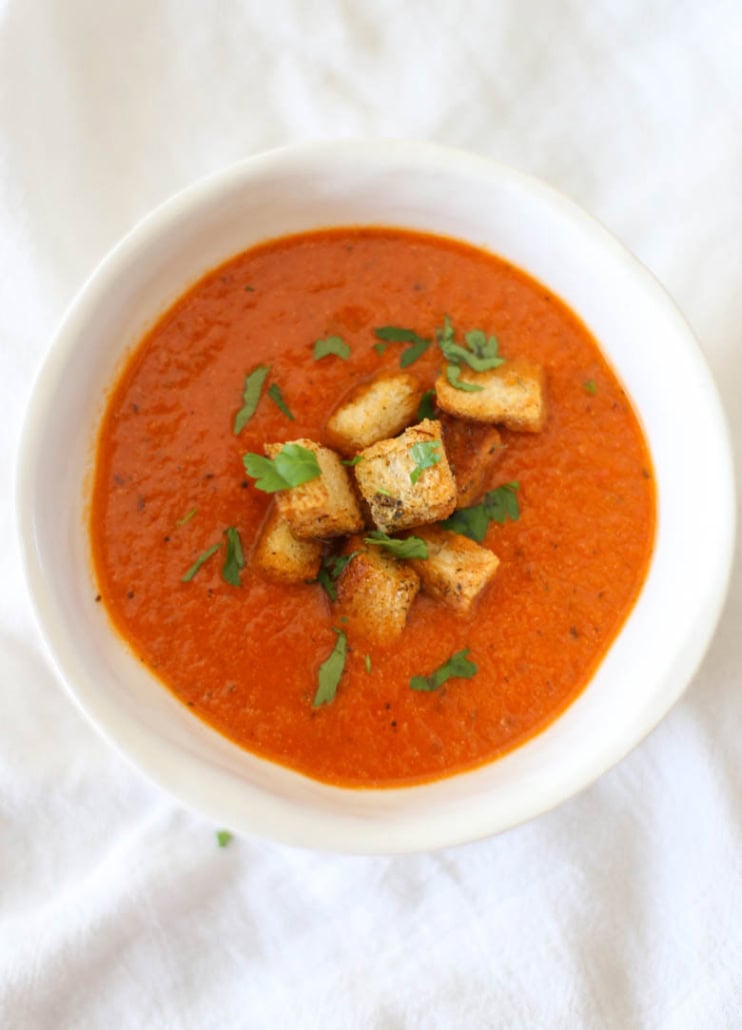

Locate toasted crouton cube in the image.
[435,357,546,432]
[253,504,323,583]
[264,438,364,539]
[353,419,457,533]
[440,415,505,508]
[335,536,420,645]
[408,526,500,614]
[325,372,424,456]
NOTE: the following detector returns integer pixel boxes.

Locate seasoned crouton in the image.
[335,536,420,645]
[435,356,546,432]
[325,372,424,455]
[253,504,323,583]
[408,526,500,614]
[353,419,457,533]
[264,438,364,539]
[440,415,505,508]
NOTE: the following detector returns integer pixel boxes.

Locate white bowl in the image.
[17,141,735,853]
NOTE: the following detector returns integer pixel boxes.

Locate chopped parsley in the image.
[243,444,321,493]
[409,440,441,484]
[583,379,597,395]
[313,335,350,360]
[437,316,505,372]
[410,648,477,692]
[440,482,520,542]
[373,326,432,367]
[364,654,372,673]
[315,551,359,601]
[417,389,437,421]
[176,507,197,526]
[341,455,363,466]
[445,364,484,392]
[233,365,270,434]
[216,830,233,847]
[363,531,428,560]
[222,527,245,586]
[267,383,295,420]
[181,542,221,582]
[313,629,347,707]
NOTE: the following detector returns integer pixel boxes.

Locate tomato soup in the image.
[90,228,655,787]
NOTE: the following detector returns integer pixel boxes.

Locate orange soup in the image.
[90,228,655,787]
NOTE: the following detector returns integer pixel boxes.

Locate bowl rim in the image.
[16,139,737,853]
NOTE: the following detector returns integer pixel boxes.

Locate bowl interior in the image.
[18,142,735,852]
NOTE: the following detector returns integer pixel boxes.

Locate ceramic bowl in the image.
[17,141,735,852]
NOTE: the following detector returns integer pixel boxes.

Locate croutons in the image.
[440,415,505,508]
[335,536,420,645]
[353,419,457,534]
[435,356,546,432]
[408,526,500,614]
[325,372,424,456]
[253,504,323,583]
[265,438,364,539]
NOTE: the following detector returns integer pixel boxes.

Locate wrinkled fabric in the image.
[2,2,741,1027]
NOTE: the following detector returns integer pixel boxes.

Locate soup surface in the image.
[90,228,655,787]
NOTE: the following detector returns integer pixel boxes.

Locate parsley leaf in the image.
[364,654,372,673]
[372,342,389,355]
[417,389,436,421]
[313,336,350,360]
[222,527,245,586]
[315,552,359,602]
[243,444,322,493]
[341,455,363,466]
[440,482,520,542]
[182,542,221,582]
[583,379,597,395]
[409,440,441,484]
[373,326,431,367]
[445,364,484,392]
[437,315,505,372]
[267,383,295,420]
[216,829,233,848]
[313,629,348,706]
[234,365,270,435]
[410,648,477,692]
[363,531,428,560]
[176,507,197,526]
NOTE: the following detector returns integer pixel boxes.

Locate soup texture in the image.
[90,228,655,787]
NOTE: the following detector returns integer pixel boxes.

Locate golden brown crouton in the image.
[440,415,505,508]
[253,504,323,583]
[335,536,420,645]
[353,419,457,533]
[408,526,500,614]
[435,356,546,432]
[325,372,424,456]
[264,438,364,539]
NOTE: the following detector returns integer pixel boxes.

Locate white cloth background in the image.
[2,1,741,1027]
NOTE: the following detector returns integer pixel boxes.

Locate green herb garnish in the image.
[233,365,270,434]
[243,444,321,493]
[409,440,441,484]
[373,326,432,367]
[313,336,350,360]
[216,829,233,847]
[181,542,221,582]
[445,364,484,392]
[376,487,392,497]
[222,527,245,586]
[437,316,505,373]
[177,507,197,526]
[364,654,372,673]
[315,552,359,602]
[583,379,597,395]
[313,629,348,706]
[267,382,295,421]
[341,455,364,466]
[440,482,520,542]
[417,389,436,421]
[410,648,477,692]
[363,531,428,560]
[372,342,389,355]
